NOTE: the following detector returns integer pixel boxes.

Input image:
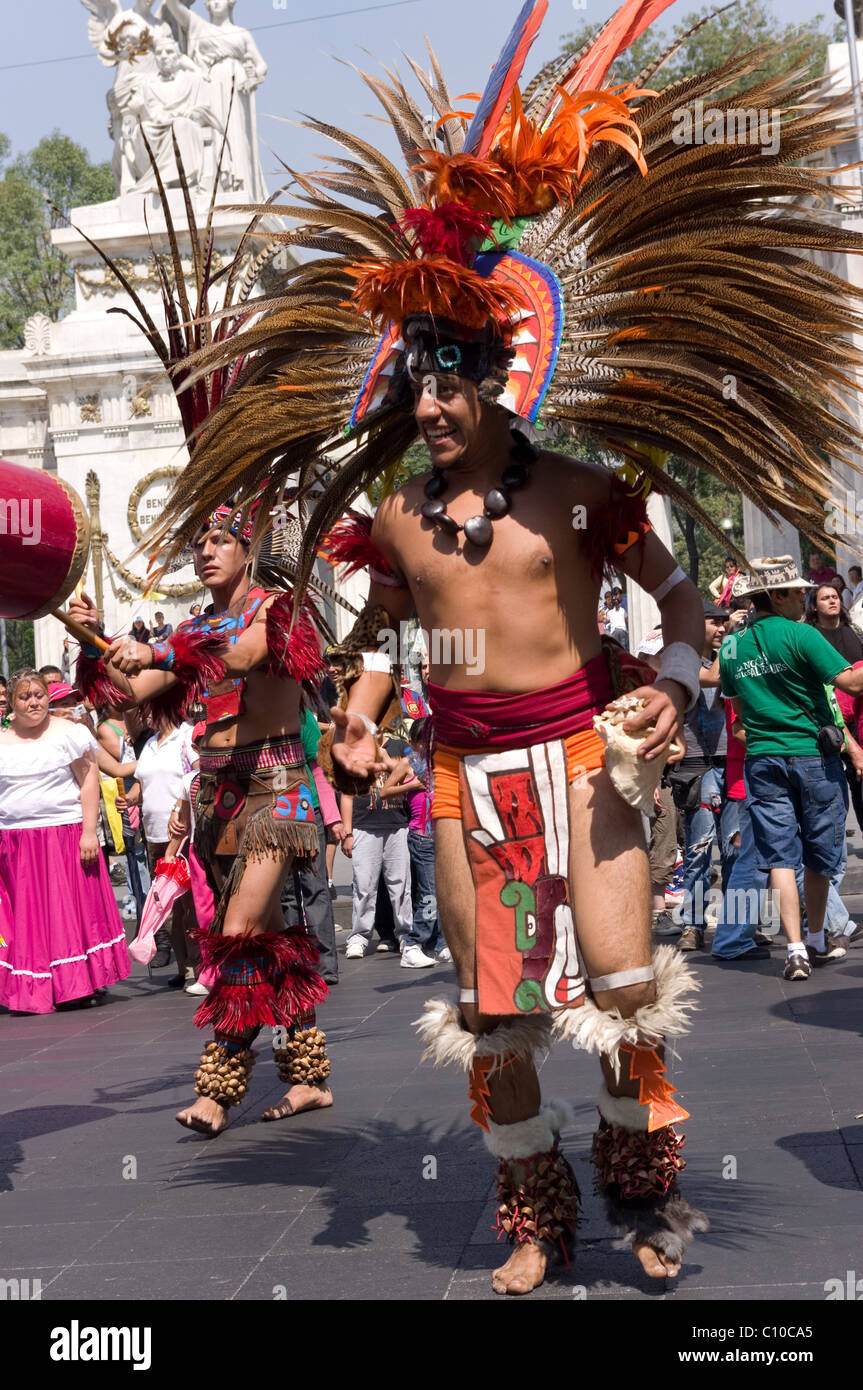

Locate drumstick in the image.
[51,581,111,654]
[50,609,111,654]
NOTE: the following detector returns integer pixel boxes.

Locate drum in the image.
[0,459,90,620]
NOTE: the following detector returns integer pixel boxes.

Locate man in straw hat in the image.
[719,556,863,982]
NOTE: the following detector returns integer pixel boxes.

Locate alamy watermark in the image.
[0,497,41,546]
[671,99,780,156]
[0,1276,41,1300]
[672,883,778,929]
[377,622,485,676]
[824,1270,863,1299]
[49,1321,151,1370]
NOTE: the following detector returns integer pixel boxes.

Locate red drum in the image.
[0,459,90,620]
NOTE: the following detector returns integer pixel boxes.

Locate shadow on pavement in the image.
[0,1104,117,1192]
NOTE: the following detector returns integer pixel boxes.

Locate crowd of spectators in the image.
[4,552,863,1014]
[0,629,450,1014]
[642,552,863,984]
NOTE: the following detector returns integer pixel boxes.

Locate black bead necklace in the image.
[420,429,538,548]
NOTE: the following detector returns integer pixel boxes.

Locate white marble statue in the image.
[163,0,267,199]
[81,1,161,192]
[80,0,267,200]
[124,30,222,193]
[81,0,163,66]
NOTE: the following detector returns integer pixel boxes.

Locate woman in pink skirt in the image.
[0,669,131,1013]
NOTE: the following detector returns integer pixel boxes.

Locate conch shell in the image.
[593,695,683,813]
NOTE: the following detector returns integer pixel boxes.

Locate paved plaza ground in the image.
[2,834,863,1305]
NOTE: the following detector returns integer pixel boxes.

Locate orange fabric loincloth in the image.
[432,728,606,819]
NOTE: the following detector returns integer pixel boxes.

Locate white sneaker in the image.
[345,938,367,959]
[184,980,209,996]
[401,944,435,969]
[436,946,453,963]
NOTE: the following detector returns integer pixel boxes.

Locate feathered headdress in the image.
[143,0,863,592]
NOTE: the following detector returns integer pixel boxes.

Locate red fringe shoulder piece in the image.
[265,589,325,682]
[319,512,403,584]
[139,622,227,732]
[583,475,651,582]
[75,650,129,711]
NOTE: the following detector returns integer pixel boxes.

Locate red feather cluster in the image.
[74,651,128,712]
[265,589,325,682]
[318,512,397,581]
[351,255,523,331]
[138,623,227,733]
[194,928,327,1032]
[400,203,494,265]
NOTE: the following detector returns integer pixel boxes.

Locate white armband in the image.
[650,565,686,604]
[657,641,702,711]
[363,651,392,674]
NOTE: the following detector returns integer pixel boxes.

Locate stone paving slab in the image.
[2,843,863,1303]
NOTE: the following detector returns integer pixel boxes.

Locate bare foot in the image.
[261,1083,333,1122]
[491,1242,547,1295]
[633,1242,681,1279]
[175,1097,230,1137]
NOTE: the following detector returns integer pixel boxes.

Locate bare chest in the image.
[395,498,589,605]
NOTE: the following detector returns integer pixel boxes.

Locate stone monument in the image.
[0,1,279,669]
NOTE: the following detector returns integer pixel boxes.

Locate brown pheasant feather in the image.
[142,16,863,601]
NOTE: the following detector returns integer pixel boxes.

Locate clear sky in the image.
[0,0,845,185]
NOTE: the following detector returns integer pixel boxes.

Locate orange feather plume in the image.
[491,82,654,213]
[348,256,524,330]
[411,149,517,220]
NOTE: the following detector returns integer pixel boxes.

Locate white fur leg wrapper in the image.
[483,1100,573,1160]
[597,1084,649,1133]
[552,946,700,1079]
[413,998,553,1070]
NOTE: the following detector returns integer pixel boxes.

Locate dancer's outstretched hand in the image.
[622,680,686,761]
[330,706,388,778]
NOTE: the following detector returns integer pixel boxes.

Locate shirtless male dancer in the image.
[129,0,862,1293]
[71,507,333,1137]
[327,347,706,1295]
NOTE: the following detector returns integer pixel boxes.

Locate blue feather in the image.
[464,0,547,155]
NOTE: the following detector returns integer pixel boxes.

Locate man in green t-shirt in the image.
[719,556,863,982]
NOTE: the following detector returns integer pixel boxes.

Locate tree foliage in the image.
[560,2,844,93]
[368,438,431,503]
[0,132,114,349]
[1,618,35,676]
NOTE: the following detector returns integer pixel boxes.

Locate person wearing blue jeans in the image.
[406,826,443,956]
[679,764,739,918]
[381,720,451,968]
[712,797,767,957]
[672,603,732,950]
[719,557,863,981]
